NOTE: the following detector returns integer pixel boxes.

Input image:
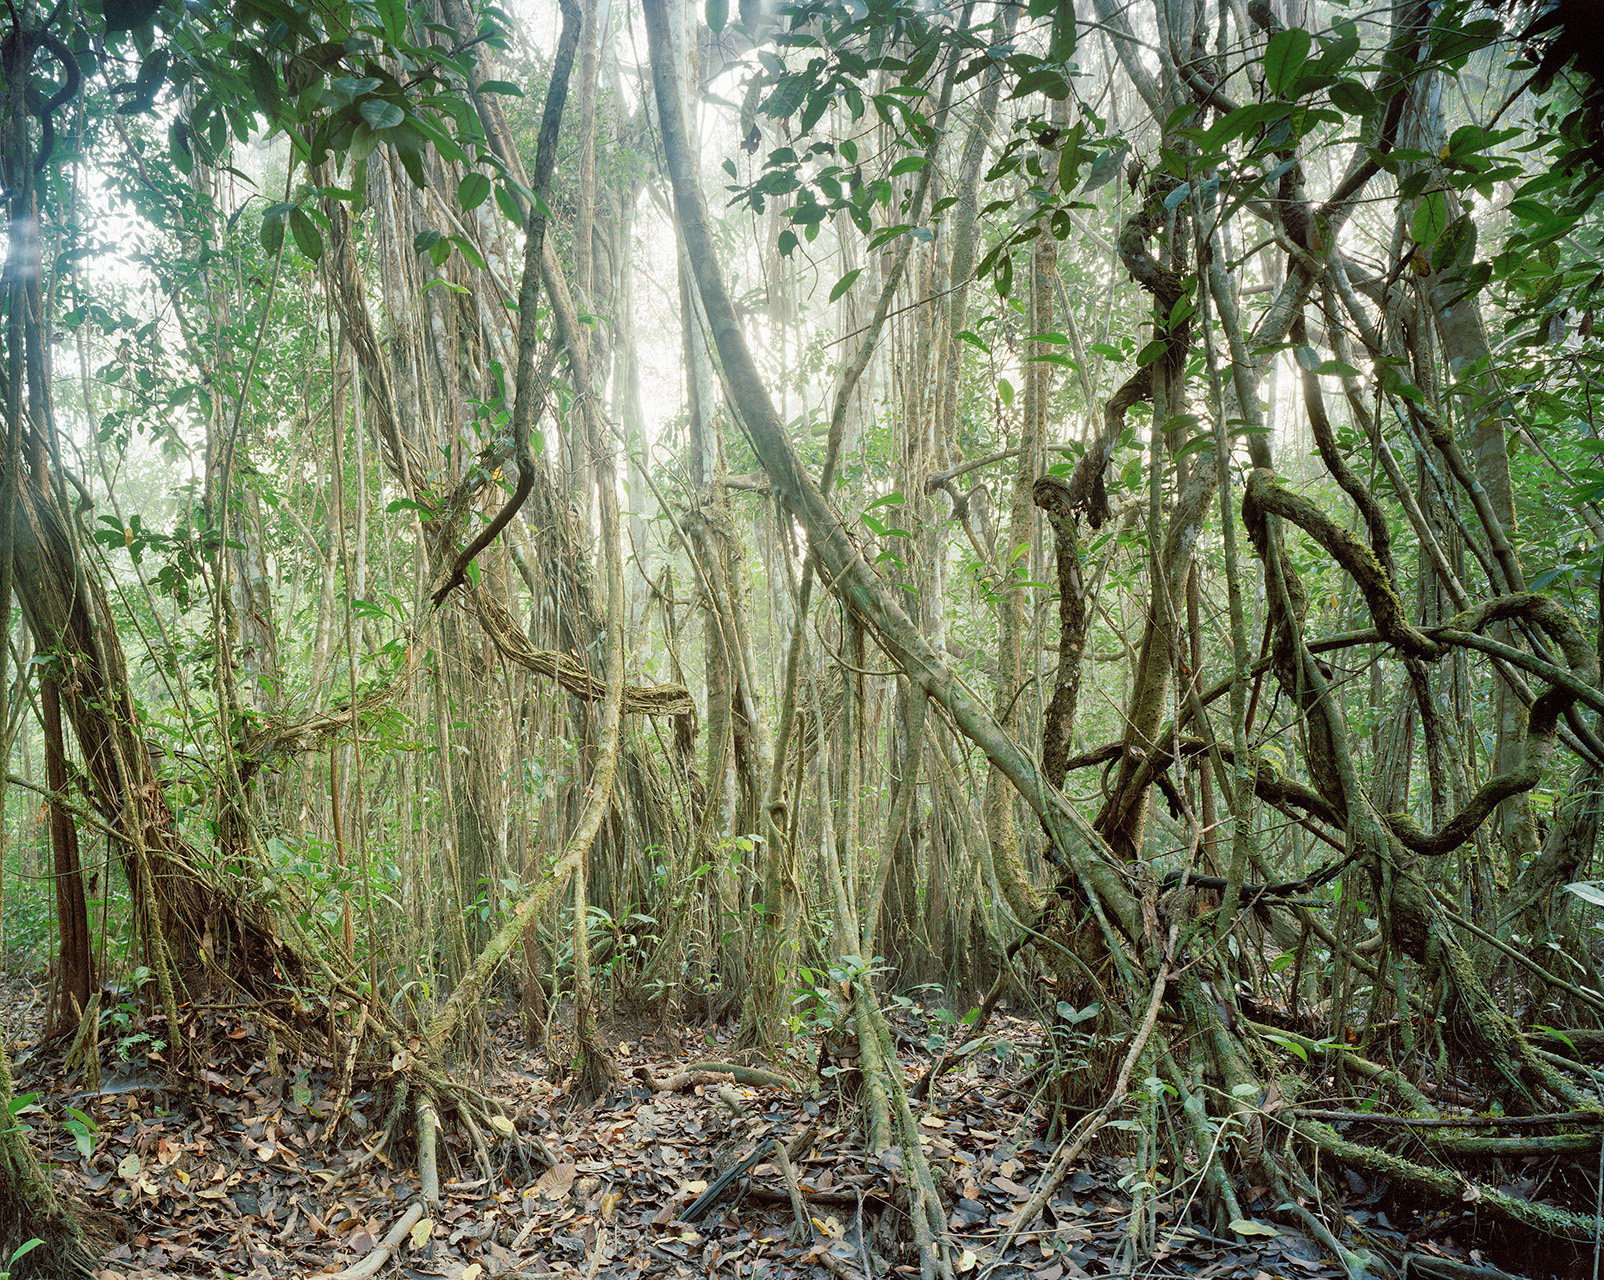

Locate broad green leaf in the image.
[828,268,862,303]
[170,121,193,174]
[289,207,323,260]
[1564,881,1604,908]
[1311,21,1360,77]
[1230,1219,1282,1238]
[1009,66,1073,101]
[458,172,491,212]
[450,235,487,272]
[494,183,523,226]
[331,76,382,100]
[360,99,405,132]
[994,254,1013,298]
[1082,148,1126,192]
[1431,212,1476,272]
[376,0,406,41]
[1264,27,1312,97]
[104,0,162,33]
[1412,188,1449,247]
[260,207,286,255]
[1202,101,1296,149]
[706,0,728,35]
[1328,79,1372,115]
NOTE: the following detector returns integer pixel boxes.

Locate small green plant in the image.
[6,1092,42,1136]
[61,1108,97,1162]
[2,1239,45,1279]
[103,968,165,1061]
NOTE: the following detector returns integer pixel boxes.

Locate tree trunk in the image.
[41,675,91,1037]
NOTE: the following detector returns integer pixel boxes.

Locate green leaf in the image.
[449,235,487,272]
[260,207,287,255]
[331,76,382,101]
[1411,188,1449,247]
[1264,27,1312,97]
[889,155,927,176]
[395,136,427,187]
[1565,881,1604,908]
[104,0,162,34]
[413,229,442,255]
[828,268,862,303]
[360,99,405,131]
[706,0,728,34]
[1230,1219,1282,1239]
[998,377,1014,406]
[1082,148,1126,192]
[1136,339,1168,366]
[376,0,406,42]
[1431,17,1501,68]
[1009,65,1072,100]
[458,172,491,212]
[1201,101,1296,149]
[1328,79,1372,116]
[1431,212,1476,272]
[170,121,193,175]
[7,1240,44,1266]
[1311,21,1360,77]
[289,207,323,260]
[241,47,285,122]
[494,183,523,226]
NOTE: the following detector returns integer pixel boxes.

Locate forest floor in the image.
[0,976,1521,1280]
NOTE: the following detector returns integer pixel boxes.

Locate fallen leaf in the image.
[537,1162,575,1198]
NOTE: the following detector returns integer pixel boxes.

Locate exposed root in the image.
[634,1061,798,1091]
[1295,1119,1604,1242]
[322,1199,427,1280]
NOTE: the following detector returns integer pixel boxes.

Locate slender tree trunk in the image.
[42,675,91,1036]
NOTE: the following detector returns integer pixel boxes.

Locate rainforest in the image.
[3,0,1604,1277]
